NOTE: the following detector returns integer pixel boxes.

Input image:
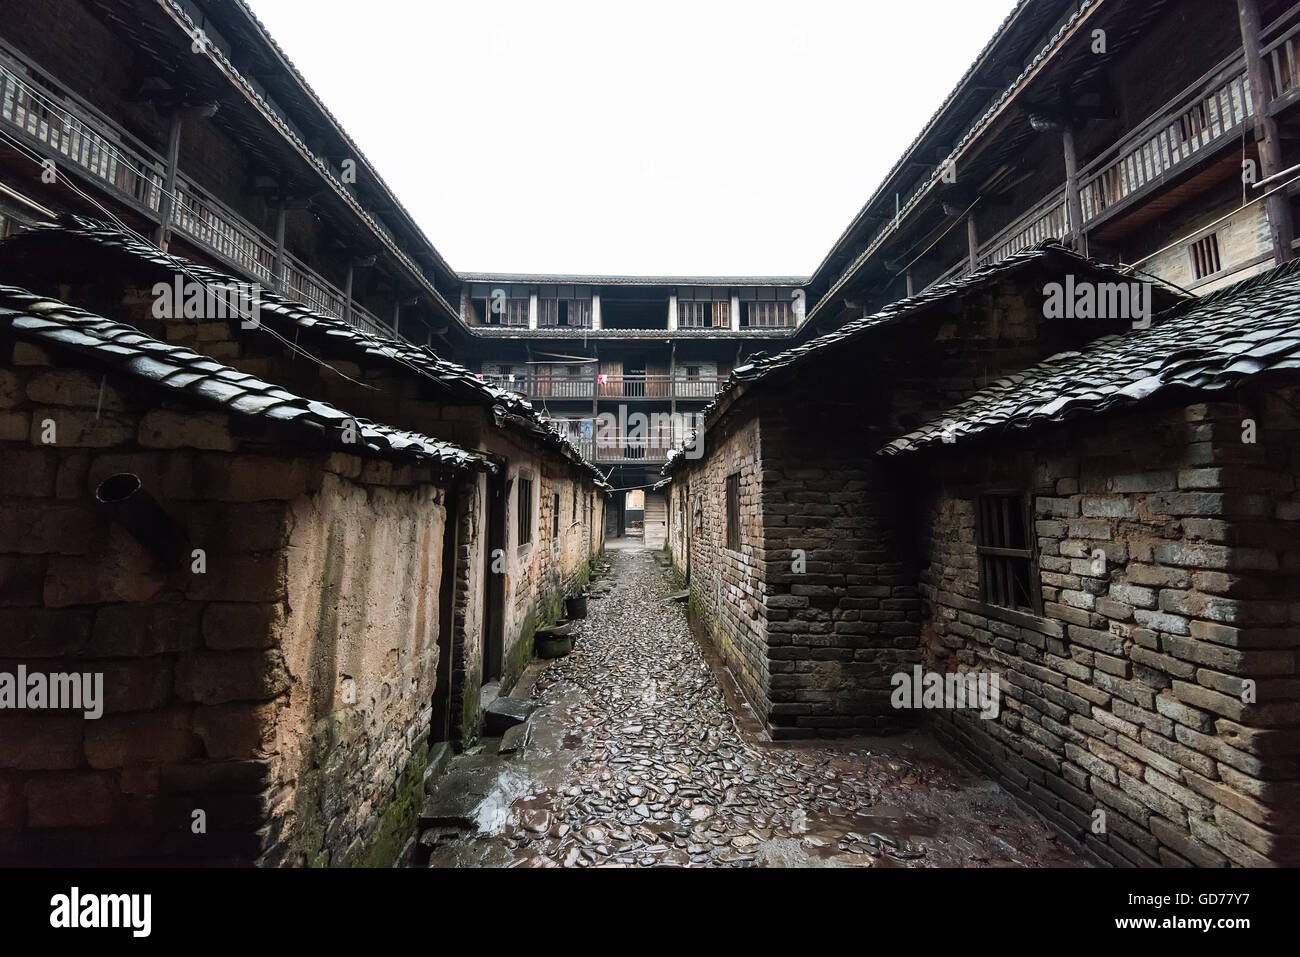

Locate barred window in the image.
[725,473,740,551]
[517,476,533,546]
[1189,233,1222,280]
[976,493,1039,614]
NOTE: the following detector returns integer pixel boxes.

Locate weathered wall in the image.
[496,433,591,689]
[669,414,770,723]
[758,402,924,739]
[449,470,486,747]
[910,393,1300,867]
[0,335,461,866]
[9,268,607,722]
[269,467,449,868]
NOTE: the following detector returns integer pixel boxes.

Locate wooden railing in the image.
[914,5,1300,294]
[481,372,722,400]
[599,374,671,398]
[592,436,675,463]
[0,47,394,339]
[0,53,165,215]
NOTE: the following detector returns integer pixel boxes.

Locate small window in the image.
[553,493,560,537]
[517,476,534,546]
[685,365,700,380]
[1189,233,1222,280]
[741,300,795,328]
[725,473,740,551]
[976,493,1039,614]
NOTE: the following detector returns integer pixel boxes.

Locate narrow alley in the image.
[415,545,1090,868]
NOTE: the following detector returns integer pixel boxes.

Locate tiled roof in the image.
[806,1,1112,329]
[806,0,1045,291]
[0,285,493,473]
[12,218,610,488]
[880,257,1300,456]
[660,241,1184,474]
[151,0,460,320]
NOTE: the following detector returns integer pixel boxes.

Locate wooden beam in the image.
[967,212,979,273]
[1239,0,1296,262]
[1062,125,1085,249]
[152,111,183,249]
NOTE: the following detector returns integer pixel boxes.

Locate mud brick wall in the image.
[498,435,598,691]
[267,461,451,867]
[0,338,460,866]
[145,299,606,685]
[671,414,770,722]
[912,394,1300,867]
[14,275,606,708]
[757,395,923,739]
[449,471,487,747]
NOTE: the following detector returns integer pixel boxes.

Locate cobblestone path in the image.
[422,546,1090,868]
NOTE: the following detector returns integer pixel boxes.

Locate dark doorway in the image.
[481,472,507,684]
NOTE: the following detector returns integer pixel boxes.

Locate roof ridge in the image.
[0,283,492,472]
[10,218,610,486]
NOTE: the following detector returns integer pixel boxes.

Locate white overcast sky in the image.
[245,0,1017,276]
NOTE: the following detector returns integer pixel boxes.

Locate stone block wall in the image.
[9,270,607,717]
[912,394,1300,866]
[670,414,770,720]
[0,337,462,866]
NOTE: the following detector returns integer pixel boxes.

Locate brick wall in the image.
[0,335,462,866]
[759,395,924,738]
[911,393,1300,866]
[670,414,770,719]
[18,270,607,712]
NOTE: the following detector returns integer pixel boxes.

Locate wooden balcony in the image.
[480,372,722,401]
[591,436,675,464]
[0,44,394,340]
[925,4,1300,290]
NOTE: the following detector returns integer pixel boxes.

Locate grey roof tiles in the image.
[0,285,494,474]
[881,258,1300,455]
[14,218,609,487]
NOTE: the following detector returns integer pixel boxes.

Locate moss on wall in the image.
[358,731,430,868]
[501,584,572,693]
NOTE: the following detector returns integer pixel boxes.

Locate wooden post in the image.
[343,260,354,325]
[905,269,915,298]
[153,112,183,249]
[1062,125,1085,250]
[1238,0,1296,263]
[967,212,980,273]
[392,298,401,338]
[272,201,287,289]
[669,341,677,423]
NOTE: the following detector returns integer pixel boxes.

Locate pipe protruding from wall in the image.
[95,472,185,565]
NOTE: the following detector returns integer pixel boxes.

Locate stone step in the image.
[483,695,538,735]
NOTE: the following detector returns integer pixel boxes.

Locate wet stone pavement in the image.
[418,546,1091,868]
